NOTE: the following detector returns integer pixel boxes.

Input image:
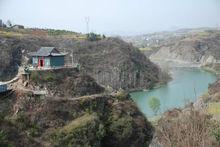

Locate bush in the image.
[148,96,160,115]
[16,113,40,137]
[44,73,55,82]
[86,33,101,41]
[0,130,8,145]
[201,91,210,103]
[50,113,101,147]
[210,120,220,146]
[156,110,216,147]
[30,71,39,83]
[0,130,12,147]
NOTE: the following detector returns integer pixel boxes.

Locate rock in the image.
[23,81,28,87]
[193,98,206,111]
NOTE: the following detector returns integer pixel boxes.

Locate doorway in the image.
[39,59,44,67]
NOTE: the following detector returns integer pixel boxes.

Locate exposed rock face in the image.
[64,38,160,90]
[0,36,22,81]
[124,29,220,68]
[0,35,52,81]
[0,33,160,90]
[200,55,217,66]
[151,32,220,65]
[150,31,220,67]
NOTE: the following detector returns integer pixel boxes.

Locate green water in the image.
[130,68,217,118]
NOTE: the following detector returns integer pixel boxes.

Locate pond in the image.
[130,68,217,118]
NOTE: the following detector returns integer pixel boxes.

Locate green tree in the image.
[86,32,101,41]
[148,96,160,115]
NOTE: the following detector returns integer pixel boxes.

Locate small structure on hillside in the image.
[30,47,66,69]
[11,24,24,29]
[0,83,7,93]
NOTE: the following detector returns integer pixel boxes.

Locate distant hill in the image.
[0,27,84,38]
[123,28,220,71]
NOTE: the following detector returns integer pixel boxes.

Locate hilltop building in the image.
[0,82,7,93]
[11,24,24,29]
[30,47,66,68]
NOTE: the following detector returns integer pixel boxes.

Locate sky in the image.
[0,0,220,36]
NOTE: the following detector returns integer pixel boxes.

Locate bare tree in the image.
[6,20,12,27]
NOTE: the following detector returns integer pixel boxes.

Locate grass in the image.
[59,113,98,134]
[0,30,23,37]
[0,28,86,39]
[207,102,220,115]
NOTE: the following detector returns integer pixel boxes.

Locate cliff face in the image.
[150,30,220,67]
[0,30,160,90]
[0,36,22,81]
[0,35,52,81]
[62,38,160,90]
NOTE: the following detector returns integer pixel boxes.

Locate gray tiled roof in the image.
[30,47,65,57]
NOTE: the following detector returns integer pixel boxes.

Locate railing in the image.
[29,64,78,71]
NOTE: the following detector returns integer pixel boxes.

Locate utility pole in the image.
[85,17,90,34]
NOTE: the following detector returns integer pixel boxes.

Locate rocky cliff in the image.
[0,28,161,90]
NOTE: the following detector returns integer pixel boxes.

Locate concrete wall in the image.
[32,57,38,67]
[44,57,51,67]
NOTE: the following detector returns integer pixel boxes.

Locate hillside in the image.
[152,77,220,147]
[0,28,162,90]
[0,69,154,147]
[0,27,160,146]
[124,28,220,70]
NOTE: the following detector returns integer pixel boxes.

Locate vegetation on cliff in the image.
[0,27,161,90]
[0,91,154,147]
[30,68,104,97]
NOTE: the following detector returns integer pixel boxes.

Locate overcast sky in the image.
[0,0,220,36]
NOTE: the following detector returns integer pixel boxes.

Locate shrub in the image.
[156,110,216,147]
[44,73,55,82]
[86,33,101,41]
[0,130,12,147]
[30,71,39,83]
[210,120,220,146]
[0,130,8,145]
[16,113,40,137]
[201,91,210,103]
[148,96,160,115]
[96,124,106,140]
